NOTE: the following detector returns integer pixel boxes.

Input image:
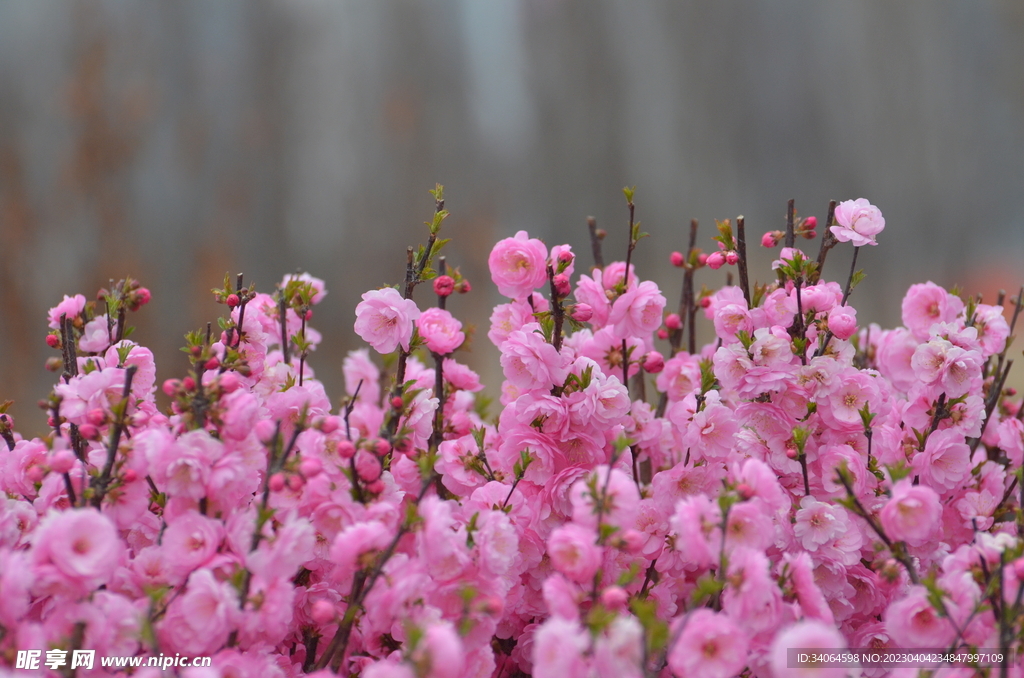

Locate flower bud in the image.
[366,479,385,494]
[26,465,45,483]
[600,586,629,611]
[656,328,669,340]
[255,419,278,443]
[804,216,818,229]
[697,253,709,266]
[553,274,571,297]
[311,600,336,625]
[670,251,685,267]
[643,351,665,374]
[456,279,471,294]
[706,251,726,270]
[86,409,106,426]
[736,483,754,500]
[433,275,455,297]
[204,358,220,371]
[162,379,181,397]
[46,334,59,349]
[50,449,76,474]
[300,457,323,478]
[182,376,196,391]
[269,473,286,492]
[557,250,574,265]
[785,447,798,460]
[320,416,341,434]
[571,304,593,322]
[226,294,240,307]
[338,440,356,459]
[374,438,392,456]
[123,468,138,483]
[288,474,304,492]
[620,529,645,555]
[664,313,682,330]
[391,396,404,410]
[725,251,739,265]
[219,372,241,393]
[355,449,382,482]
[304,309,313,321]
[761,232,777,248]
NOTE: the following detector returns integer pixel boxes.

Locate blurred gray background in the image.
[2,1,1023,433]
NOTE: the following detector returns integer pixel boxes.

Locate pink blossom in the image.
[669,609,749,678]
[573,272,611,328]
[31,508,123,597]
[281,271,327,304]
[442,358,483,392]
[161,511,224,582]
[828,305,857,340]
[879,479,942,545]
[607,280,666,339]
[500,324,568,392]
[769,620,849,678]
[157,569,237,656]
[546,524,601,585]
[655,353,702,401]
[831,198,885,246]
[532,617,590,678]
[883,585,955,648]
[669,494,721,569]
[593,616,643,678]
[489,230,549,299]
[417,307,465,354]
[354,287,421,353]
[79,314,112,353]
[793,496,847,552]
[488,299,536,347]
[343,348,381,404]
[911,428,970,492]
[901,282,964,341]
[47,294,87,330]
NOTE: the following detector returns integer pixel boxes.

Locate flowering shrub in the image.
[1,185,1023,678]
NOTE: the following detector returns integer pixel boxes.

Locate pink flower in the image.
[769,620,849,678]
[831,198,885,246]
[607,280,666,340]
[489,230,549,299]
[827,305,857,340]
[157,568,237,656]
[911,428,970,492]
[79,314,112,353]
[354,287,421,353]
[669,609,748,678]
[547,524,601,584]
[670,494,722,569]
[417,307,465,354]
[488,299,535,347]
[47,294,87,330]
[500,324,568,392]
[879,479,941,545]
[161,511,224,582]
[31,508,123,597]
[901,282,964,341]
[343,348,381,404]
[883,586,955,648]
[532,617,590,678]
[910,339,981,398]
[793,497,847,552]
[442,358,483,392]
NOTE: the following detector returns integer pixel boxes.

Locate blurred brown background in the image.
[1,1,1023,434]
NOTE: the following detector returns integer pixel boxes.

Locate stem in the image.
[836,470,919,584]
[0,415,15,451]
[624,198,636,284]
[430,259,448,452]
[785,199,795,249]
[815,246,861,357]
[233,274,249,349]
[548,263,566,352]
[298,313,307,387]
[587,216,604,269]
[811,200,838,284]
[736,215,750,306]
[92,366,137,508]
[971,359,1012,454]
[279,296,289,365]
[60,314,79,383]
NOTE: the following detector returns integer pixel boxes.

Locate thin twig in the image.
[587,216,604,269]
[736,215,750,306]
[784,199,795,249]
[91,366,138,508]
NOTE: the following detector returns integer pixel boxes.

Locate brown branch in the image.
[587,216,605,269]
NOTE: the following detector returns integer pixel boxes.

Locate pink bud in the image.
[311,600,336,625]
[46,334,59,349]
[557,250,574,265]
[50,449,76,474]
[77,423,98,439]
[86,409,106,426]
[553,274,571,297]
[338,440,356,459]
[304,309,313,321]
[643,351,665,374]
[26,465,45,483]
[1013,558,1024,580]
[300,457,322,478]
[255,419,278,444]
[288,474,304,492]
[433,275,455,297]
[391,396,404,410]
[785,447,798,460]
[736,483,754,500]
[697,253,709,266]
[700,297,711,309]
[123,468,138,483]
[670,251,685,267]
[620,529,645,555]
[571,304,593,322]
[761,232,777,248]
[269,473,286,492]
[374,439,392,456]
[457,280,471,294]
[204,358,220,371]
[162,379,181,397]
[135,287,151,306]
[182,376,196,391]
[664,313,682,330]
[321,416,341,434]
[355,449,382,482]
[226,294,240,307]
[706,251,726,270]
[366,479,385,494]
[656,328,669,340]
[803,230,817,239]
[805,216,818,229]
[219,372,241,393]
[725,251,739,265]
[600,586,629,611]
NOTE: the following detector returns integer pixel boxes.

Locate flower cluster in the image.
[1,193,1023,678]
